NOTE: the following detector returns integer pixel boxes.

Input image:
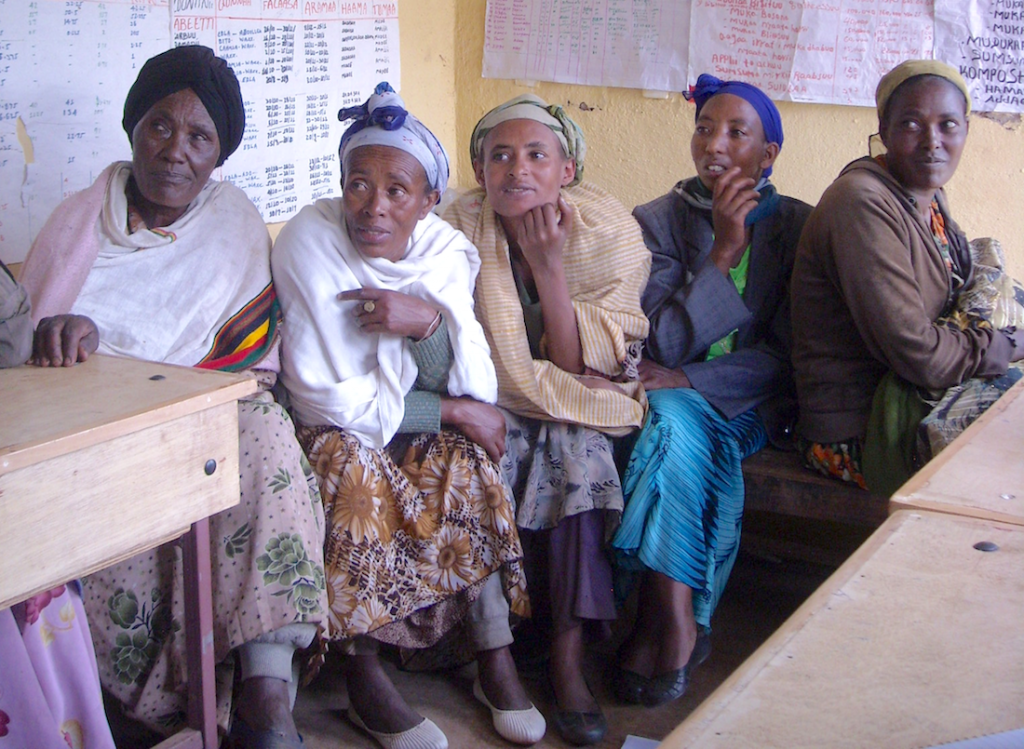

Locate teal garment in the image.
[397,317,452,434]
[705,245,751,361]
[612,387,767,628]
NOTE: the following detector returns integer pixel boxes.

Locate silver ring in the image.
[362,301,376,313]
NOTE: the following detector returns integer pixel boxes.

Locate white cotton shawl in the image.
[272,198,497,449]
[64,163,276,367]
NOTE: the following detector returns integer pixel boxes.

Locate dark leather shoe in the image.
[612,666,648,704]
[641,630,712,707]
[551,708,608,746]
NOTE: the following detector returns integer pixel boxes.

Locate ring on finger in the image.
[362,301,376,313]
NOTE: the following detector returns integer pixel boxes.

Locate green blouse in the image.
[705,245,751,361]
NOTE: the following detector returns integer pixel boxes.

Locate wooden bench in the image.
[741,447,888,528]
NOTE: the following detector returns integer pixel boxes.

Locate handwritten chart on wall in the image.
[482,0,692,90]
[935,0,1024,113]
[0,0,400,264]
[483,0,1021,112]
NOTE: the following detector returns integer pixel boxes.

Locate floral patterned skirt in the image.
[500,410,625,532]
[0,586,115,749]
[82,395,327,735]
[799,436,867,490]
[298,427,528,648]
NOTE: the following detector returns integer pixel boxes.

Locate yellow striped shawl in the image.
[444,183,650,435]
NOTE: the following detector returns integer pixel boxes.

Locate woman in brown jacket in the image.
[791,59,1024,492]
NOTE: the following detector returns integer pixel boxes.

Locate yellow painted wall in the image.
[449,0,1024,276]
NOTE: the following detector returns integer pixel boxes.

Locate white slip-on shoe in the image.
[348,705,448,749]
[473,677,547,745]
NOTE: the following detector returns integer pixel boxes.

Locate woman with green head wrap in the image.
[792,59,1024,493]
[445,94,650,745]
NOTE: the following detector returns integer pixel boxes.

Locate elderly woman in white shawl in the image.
[18,46,326,748]
[273,83,544,749]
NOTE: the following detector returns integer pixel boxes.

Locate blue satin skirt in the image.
[612,388,767,628]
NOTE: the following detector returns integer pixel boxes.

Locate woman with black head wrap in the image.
[19,45,326,748]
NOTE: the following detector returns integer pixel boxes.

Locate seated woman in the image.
[1,264,112,749]
[19,46,326,748]
[610,75,811,707]
[792,60,1024,495]
[444,94,650,746]
[272,83,544,749]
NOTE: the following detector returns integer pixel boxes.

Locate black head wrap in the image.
[122,45,245,167]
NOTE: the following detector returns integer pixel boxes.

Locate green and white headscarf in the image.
[470,94,587,186]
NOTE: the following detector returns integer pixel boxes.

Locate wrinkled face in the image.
[880,77,969,197]
[474,119,576,219]
[342,145,438,262]
[131,88,221,213]
[690,93,778,191]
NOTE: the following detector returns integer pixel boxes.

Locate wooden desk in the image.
[890,378,1024,527]
[659,511,1024,749]
[0,355,257,749]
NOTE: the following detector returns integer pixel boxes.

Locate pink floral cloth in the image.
[0,586,115,749]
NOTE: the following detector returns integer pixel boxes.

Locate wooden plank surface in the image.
[660,511,1024,749]
[891,378,1024,526]
[0,355,256,474]
[743,448,888,527]
[0,403,241,609]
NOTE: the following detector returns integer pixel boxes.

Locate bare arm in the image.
[512,195,585,373]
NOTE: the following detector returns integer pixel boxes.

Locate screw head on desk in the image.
[149,374,166,381]
[1000,493,1015,500]
[204,459,217,475]
[973,541,999,552]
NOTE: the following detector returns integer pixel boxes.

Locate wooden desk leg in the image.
[182,518,218,748]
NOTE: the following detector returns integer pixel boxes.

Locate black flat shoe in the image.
[641,630,712,708]
[551,707,607,746]
[612,665,649,704]
[548,674,608,746]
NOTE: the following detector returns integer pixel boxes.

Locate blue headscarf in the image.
[684,74,783,177]
[338,82,450,195]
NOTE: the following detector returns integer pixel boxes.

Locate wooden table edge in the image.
[892,377,1024,502]
[658,510,919,748]
[887,496,1024,527]
[0,374,256,476]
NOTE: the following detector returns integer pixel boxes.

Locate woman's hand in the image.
[708,167,759,275]
[441,397,507,463]
[638,359,691,391]
[338,288,440,340]
[513,195,574,272]
[31,315,99,367]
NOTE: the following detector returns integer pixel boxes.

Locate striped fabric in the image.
[197,282,280,372]
[444,183,651,436]
[613,388,767,627]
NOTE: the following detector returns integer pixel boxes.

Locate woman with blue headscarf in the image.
[273,83,544,748]
[610,74,811,707]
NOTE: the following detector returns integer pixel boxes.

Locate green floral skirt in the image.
[82,394,327,735]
